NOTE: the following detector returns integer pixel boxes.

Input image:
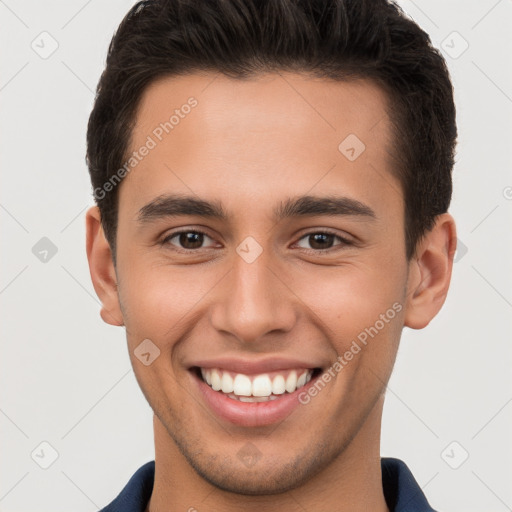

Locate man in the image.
[85,0,457,510]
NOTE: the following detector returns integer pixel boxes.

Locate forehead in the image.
[120,71,400,219]
[132,71,391,146]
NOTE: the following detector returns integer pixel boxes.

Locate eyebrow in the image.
[136,193,377,224]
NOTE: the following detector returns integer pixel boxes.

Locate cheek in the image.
[303,262,403,318]
[118,261,219,341]
[293,261,406,358]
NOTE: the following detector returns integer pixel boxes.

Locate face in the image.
[101,72,413,493]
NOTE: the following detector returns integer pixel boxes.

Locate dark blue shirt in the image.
[100,457,438,511]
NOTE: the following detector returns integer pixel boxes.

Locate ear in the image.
[85,206,124,327]
[403,213,457,329]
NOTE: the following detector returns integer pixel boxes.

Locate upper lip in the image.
[189,356,324,375]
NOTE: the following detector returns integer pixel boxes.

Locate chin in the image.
[188,457,313,496]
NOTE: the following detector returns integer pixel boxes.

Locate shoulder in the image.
[99,460,155,512]
[381,457,439,512]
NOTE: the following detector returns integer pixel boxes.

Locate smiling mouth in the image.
[192,366,323,402]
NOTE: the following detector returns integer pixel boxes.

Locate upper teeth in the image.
[200,368,313,397]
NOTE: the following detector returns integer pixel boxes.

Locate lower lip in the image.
[192,370,319,427]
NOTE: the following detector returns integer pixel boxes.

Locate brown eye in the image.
[308,233,335,250]
[162,230,216,250]
[296,231,351,252]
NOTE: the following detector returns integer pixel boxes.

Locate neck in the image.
[147,396,389,512]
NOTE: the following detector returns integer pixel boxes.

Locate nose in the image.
[209,247,297,345]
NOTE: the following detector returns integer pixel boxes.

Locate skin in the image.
[86,71,457,512]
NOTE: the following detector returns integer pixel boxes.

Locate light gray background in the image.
[1,1,511,511]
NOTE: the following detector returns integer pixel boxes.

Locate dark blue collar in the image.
[100,457,437,511]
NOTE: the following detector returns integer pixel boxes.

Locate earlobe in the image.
[403,213,457,330]
[85,206,124,327]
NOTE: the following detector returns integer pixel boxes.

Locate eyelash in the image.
[160,228,353,254]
